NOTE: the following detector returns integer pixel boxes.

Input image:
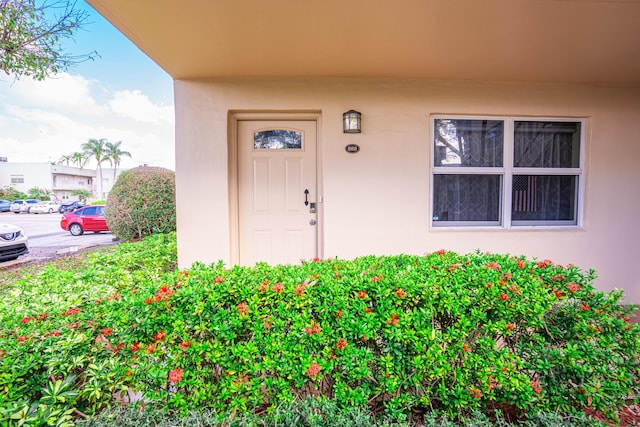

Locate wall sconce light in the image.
[343,110,361,133]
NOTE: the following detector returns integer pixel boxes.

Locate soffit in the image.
[86,0,640,84]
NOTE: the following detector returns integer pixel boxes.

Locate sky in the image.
[0,1,175,170]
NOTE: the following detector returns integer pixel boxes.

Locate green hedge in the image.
[1,239,638,426]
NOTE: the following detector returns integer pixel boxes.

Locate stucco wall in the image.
[0,162,53,194]
[174,78,640,303]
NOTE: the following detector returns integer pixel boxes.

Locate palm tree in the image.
[28,187,52,200]
[57,154,72,166]
[82,138,109,198]
[71,152,89,168]
[105,141,131,184]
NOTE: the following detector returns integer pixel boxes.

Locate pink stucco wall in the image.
[174,78,640,303]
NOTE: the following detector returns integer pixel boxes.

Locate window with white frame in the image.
[431,117,583,227]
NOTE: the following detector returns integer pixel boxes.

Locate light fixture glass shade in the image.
[343,110,361,133]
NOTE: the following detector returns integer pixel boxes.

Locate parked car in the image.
[60,205,109,236]
[30,200,62,214]
[59,201,85,213]
[0,223,29,262]
[10,199,39,214]
[0,200,11,212]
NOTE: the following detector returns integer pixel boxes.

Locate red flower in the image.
[146,343,157,354]
[144,298,153,305]
[305,321,321,335]
[38,313,48,320]
[486,261,501,270]
[580,302,590,311]
[537,259,554,268]
[20,316,34,324]
[214,276,224,283]
[486,282,493,289]
[45,330,61,337]
[517,259,526,269]
[125,370,134,377]
[263,318,272,329]
[567,283,580,294]
[237,302,249,315]
[462,343,472,352]
[365,307,373,314]
[506,322,515,331]
[306,361,321,379]
[395,288,406,298]
[0,350,5,358]
[272,282,284,294]
[499,293,509,301]
[371,275,382,283]
[168,368,184,385]
[101,327,113,336]
[131,342,141,352]
[554,290,564,298]
[436,249,446,255]
[357,290,367,299]
[294,283,306,297]
[258,280,268,292]
[335,310,344,318]
[180,341,191,351]
[154,330,166,341]
[17,336,27,342]
[530,379,542,395]
[336,338,348,350]
[470,387,482,399]
[68,322,80,329]
[386,314,400,326]
[64,307,81,316]
[235,374,249,385]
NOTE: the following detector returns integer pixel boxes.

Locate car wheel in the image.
[69,223,84,236]
[14,211,19,214]
[48,208,53,213]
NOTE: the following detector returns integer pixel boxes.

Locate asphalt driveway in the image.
[0,210,119,268]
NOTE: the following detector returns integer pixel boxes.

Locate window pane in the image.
[514,121,581,168]
[511,175,577,223]
[433,174,501,223]
[254,130,302,149]
[434,119,503,167]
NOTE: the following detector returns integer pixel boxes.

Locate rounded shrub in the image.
[105,166,176,240]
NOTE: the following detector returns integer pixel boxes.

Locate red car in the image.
[60,205,109,236]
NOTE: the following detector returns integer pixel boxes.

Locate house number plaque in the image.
[345,144,360,153]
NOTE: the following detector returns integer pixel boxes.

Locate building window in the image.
[431,117,583,228]
[254,130,302,149]
[10,175,24,184]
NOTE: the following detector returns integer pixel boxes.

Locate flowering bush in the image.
[1,240,639,425]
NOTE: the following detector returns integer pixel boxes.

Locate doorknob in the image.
[304,189,309,206]
[309,219,317,225]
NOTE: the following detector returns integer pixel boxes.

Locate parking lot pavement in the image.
[0,211,119,268]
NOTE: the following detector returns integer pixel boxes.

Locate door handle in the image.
[310,219,317,225]
[304,189,309,206]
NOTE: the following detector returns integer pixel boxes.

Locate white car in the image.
[30,200,62,214]
[0,223,29,262]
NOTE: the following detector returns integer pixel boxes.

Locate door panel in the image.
[238,120,317,265]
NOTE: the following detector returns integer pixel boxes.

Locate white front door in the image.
[237,120,318,265]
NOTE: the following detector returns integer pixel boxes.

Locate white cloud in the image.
[0,73,175,170]
[108,89,174,124]
[1,73,103,115]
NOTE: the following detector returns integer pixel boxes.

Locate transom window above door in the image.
[431,116,584,228]
[254,129,302,149]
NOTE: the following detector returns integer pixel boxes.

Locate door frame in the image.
[228,111,323,265]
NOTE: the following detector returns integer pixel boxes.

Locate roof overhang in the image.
[86,0,640,84]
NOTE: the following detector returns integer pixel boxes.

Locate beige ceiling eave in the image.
[86,0,640,84]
